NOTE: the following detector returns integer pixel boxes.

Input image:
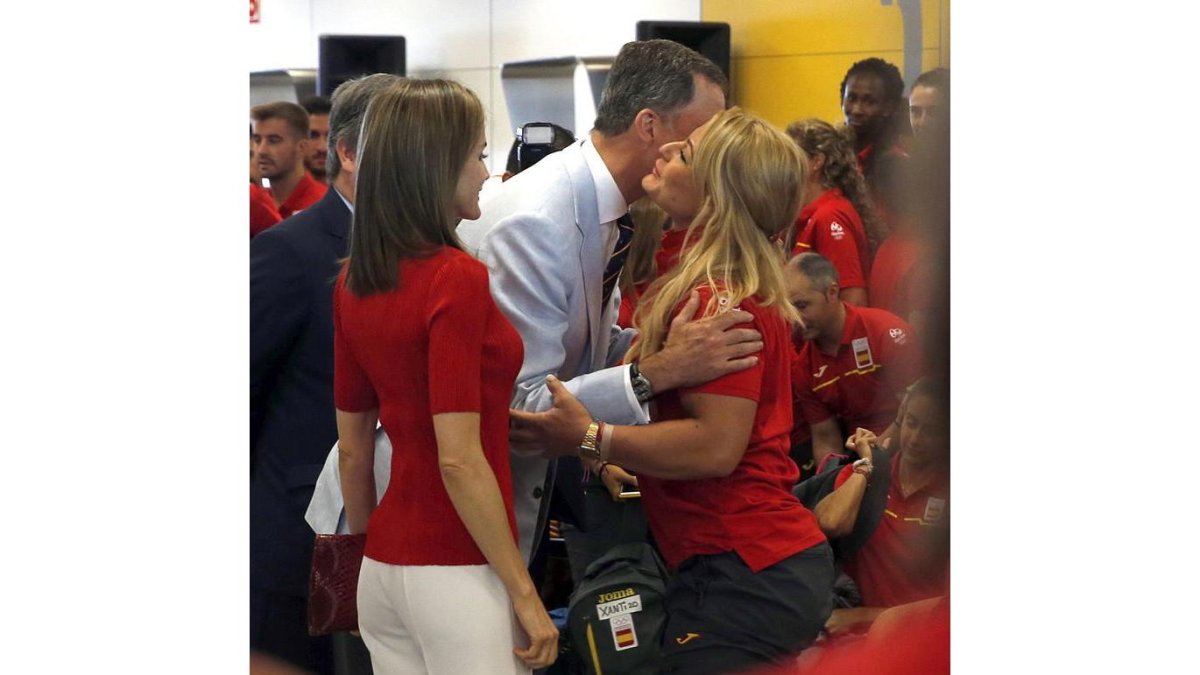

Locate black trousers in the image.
[250,588,333,674]
[657,543,835,675]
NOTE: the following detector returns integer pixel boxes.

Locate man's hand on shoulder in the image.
[637,291,763,393]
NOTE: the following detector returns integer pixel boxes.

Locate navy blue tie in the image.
[601,214,635,307]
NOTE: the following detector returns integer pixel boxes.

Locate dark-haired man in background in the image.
[457,40,760,591]
[839,57,909,231]
[251,74,402,675]
[251,101,326,219]
[301,95,332,181]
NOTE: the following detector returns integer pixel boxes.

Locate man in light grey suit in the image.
[457,40,759,568]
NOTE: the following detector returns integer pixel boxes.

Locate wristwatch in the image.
[578,421,602,461]
[630,362,654,404]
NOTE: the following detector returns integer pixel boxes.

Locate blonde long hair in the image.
[626,108,807,363]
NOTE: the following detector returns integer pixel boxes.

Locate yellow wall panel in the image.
[703,0,950,128]
[702,0,910,57]
[730,50,905,130]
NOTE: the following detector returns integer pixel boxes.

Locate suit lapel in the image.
[562,144,605,368]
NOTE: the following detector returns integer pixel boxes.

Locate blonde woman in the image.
[334,79,557,674]
[511,108,834,675]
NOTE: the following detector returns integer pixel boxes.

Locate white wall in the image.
[249,0,702,172]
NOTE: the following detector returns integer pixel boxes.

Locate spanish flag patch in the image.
[851,337,874,369]
[611,614,638,651]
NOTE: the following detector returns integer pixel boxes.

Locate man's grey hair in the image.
[788,251,839,293]
[326,74,405,180]
[592,39,728,136]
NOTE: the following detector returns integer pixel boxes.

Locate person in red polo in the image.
[812,377,949,637]
[839,58,909,233]
[251,101,327,221]
[786,118,883,308]
[786,252,922,467]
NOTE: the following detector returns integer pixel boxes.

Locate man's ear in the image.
[826,283,841,302]
[336,137,356,173]
[633,108,660,144]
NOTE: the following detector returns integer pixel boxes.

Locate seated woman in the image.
[813,377,950,637]
[511,107,833,675]
[334,78,556,674]
[785,118,884,307]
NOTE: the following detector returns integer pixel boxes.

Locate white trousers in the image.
[357,557,531,675]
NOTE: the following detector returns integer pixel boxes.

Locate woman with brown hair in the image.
[512,108,834,675]
[786,118,884,307]
[334,78,557,674]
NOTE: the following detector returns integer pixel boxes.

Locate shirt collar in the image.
[333,185,353,213]
[581,138,627,224]
[838,301,861,347]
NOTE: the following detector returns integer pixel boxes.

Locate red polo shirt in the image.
[793,303,921,434]
[638,287,827,572]
[274,172,327,219]
[834,450,949,607]
[870,232,937,320]
[250,183,282,238]
[617,226,697,328]
[791,188,871,291]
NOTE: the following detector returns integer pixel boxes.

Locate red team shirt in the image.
[618,226,696,328]
[274,172,327,219]
[869,232,936,320]
[638,286,827,572]
[834,450,949,607]
[791,188,871,291]
[333,248,523,566]
[249,183,282,238]
[793,303,921,435]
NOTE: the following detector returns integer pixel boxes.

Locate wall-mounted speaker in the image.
[635,21,731,84]
[317,35,406,97]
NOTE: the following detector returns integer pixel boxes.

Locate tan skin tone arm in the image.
[812,427,876,537]
[510,376,756,481]
[432,413,558,670]
[634,291,764,394]
[336,409,379,535]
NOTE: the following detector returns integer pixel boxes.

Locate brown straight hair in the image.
[344,79,484,296]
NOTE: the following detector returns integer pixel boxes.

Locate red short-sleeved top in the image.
[834,450,949,607]
[791,188,871,291]
[617,226,697,328]
[275,172,327,219]
[333,247,523,566]
[793,303,921,434]
[870,233,937,320]
[250,183,282,238]
[638,286,827,572]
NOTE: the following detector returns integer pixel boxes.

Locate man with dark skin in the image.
[839,58,908,229]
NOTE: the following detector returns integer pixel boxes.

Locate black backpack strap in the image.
[792,452,851,510]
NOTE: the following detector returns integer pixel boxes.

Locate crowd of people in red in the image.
[250,47,950,675]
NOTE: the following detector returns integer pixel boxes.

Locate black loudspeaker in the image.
[317,35,406,97]
[636,21,731,84]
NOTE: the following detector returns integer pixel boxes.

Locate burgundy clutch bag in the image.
[307,533,367,636]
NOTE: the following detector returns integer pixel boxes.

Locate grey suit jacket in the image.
[457,140,646,561]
